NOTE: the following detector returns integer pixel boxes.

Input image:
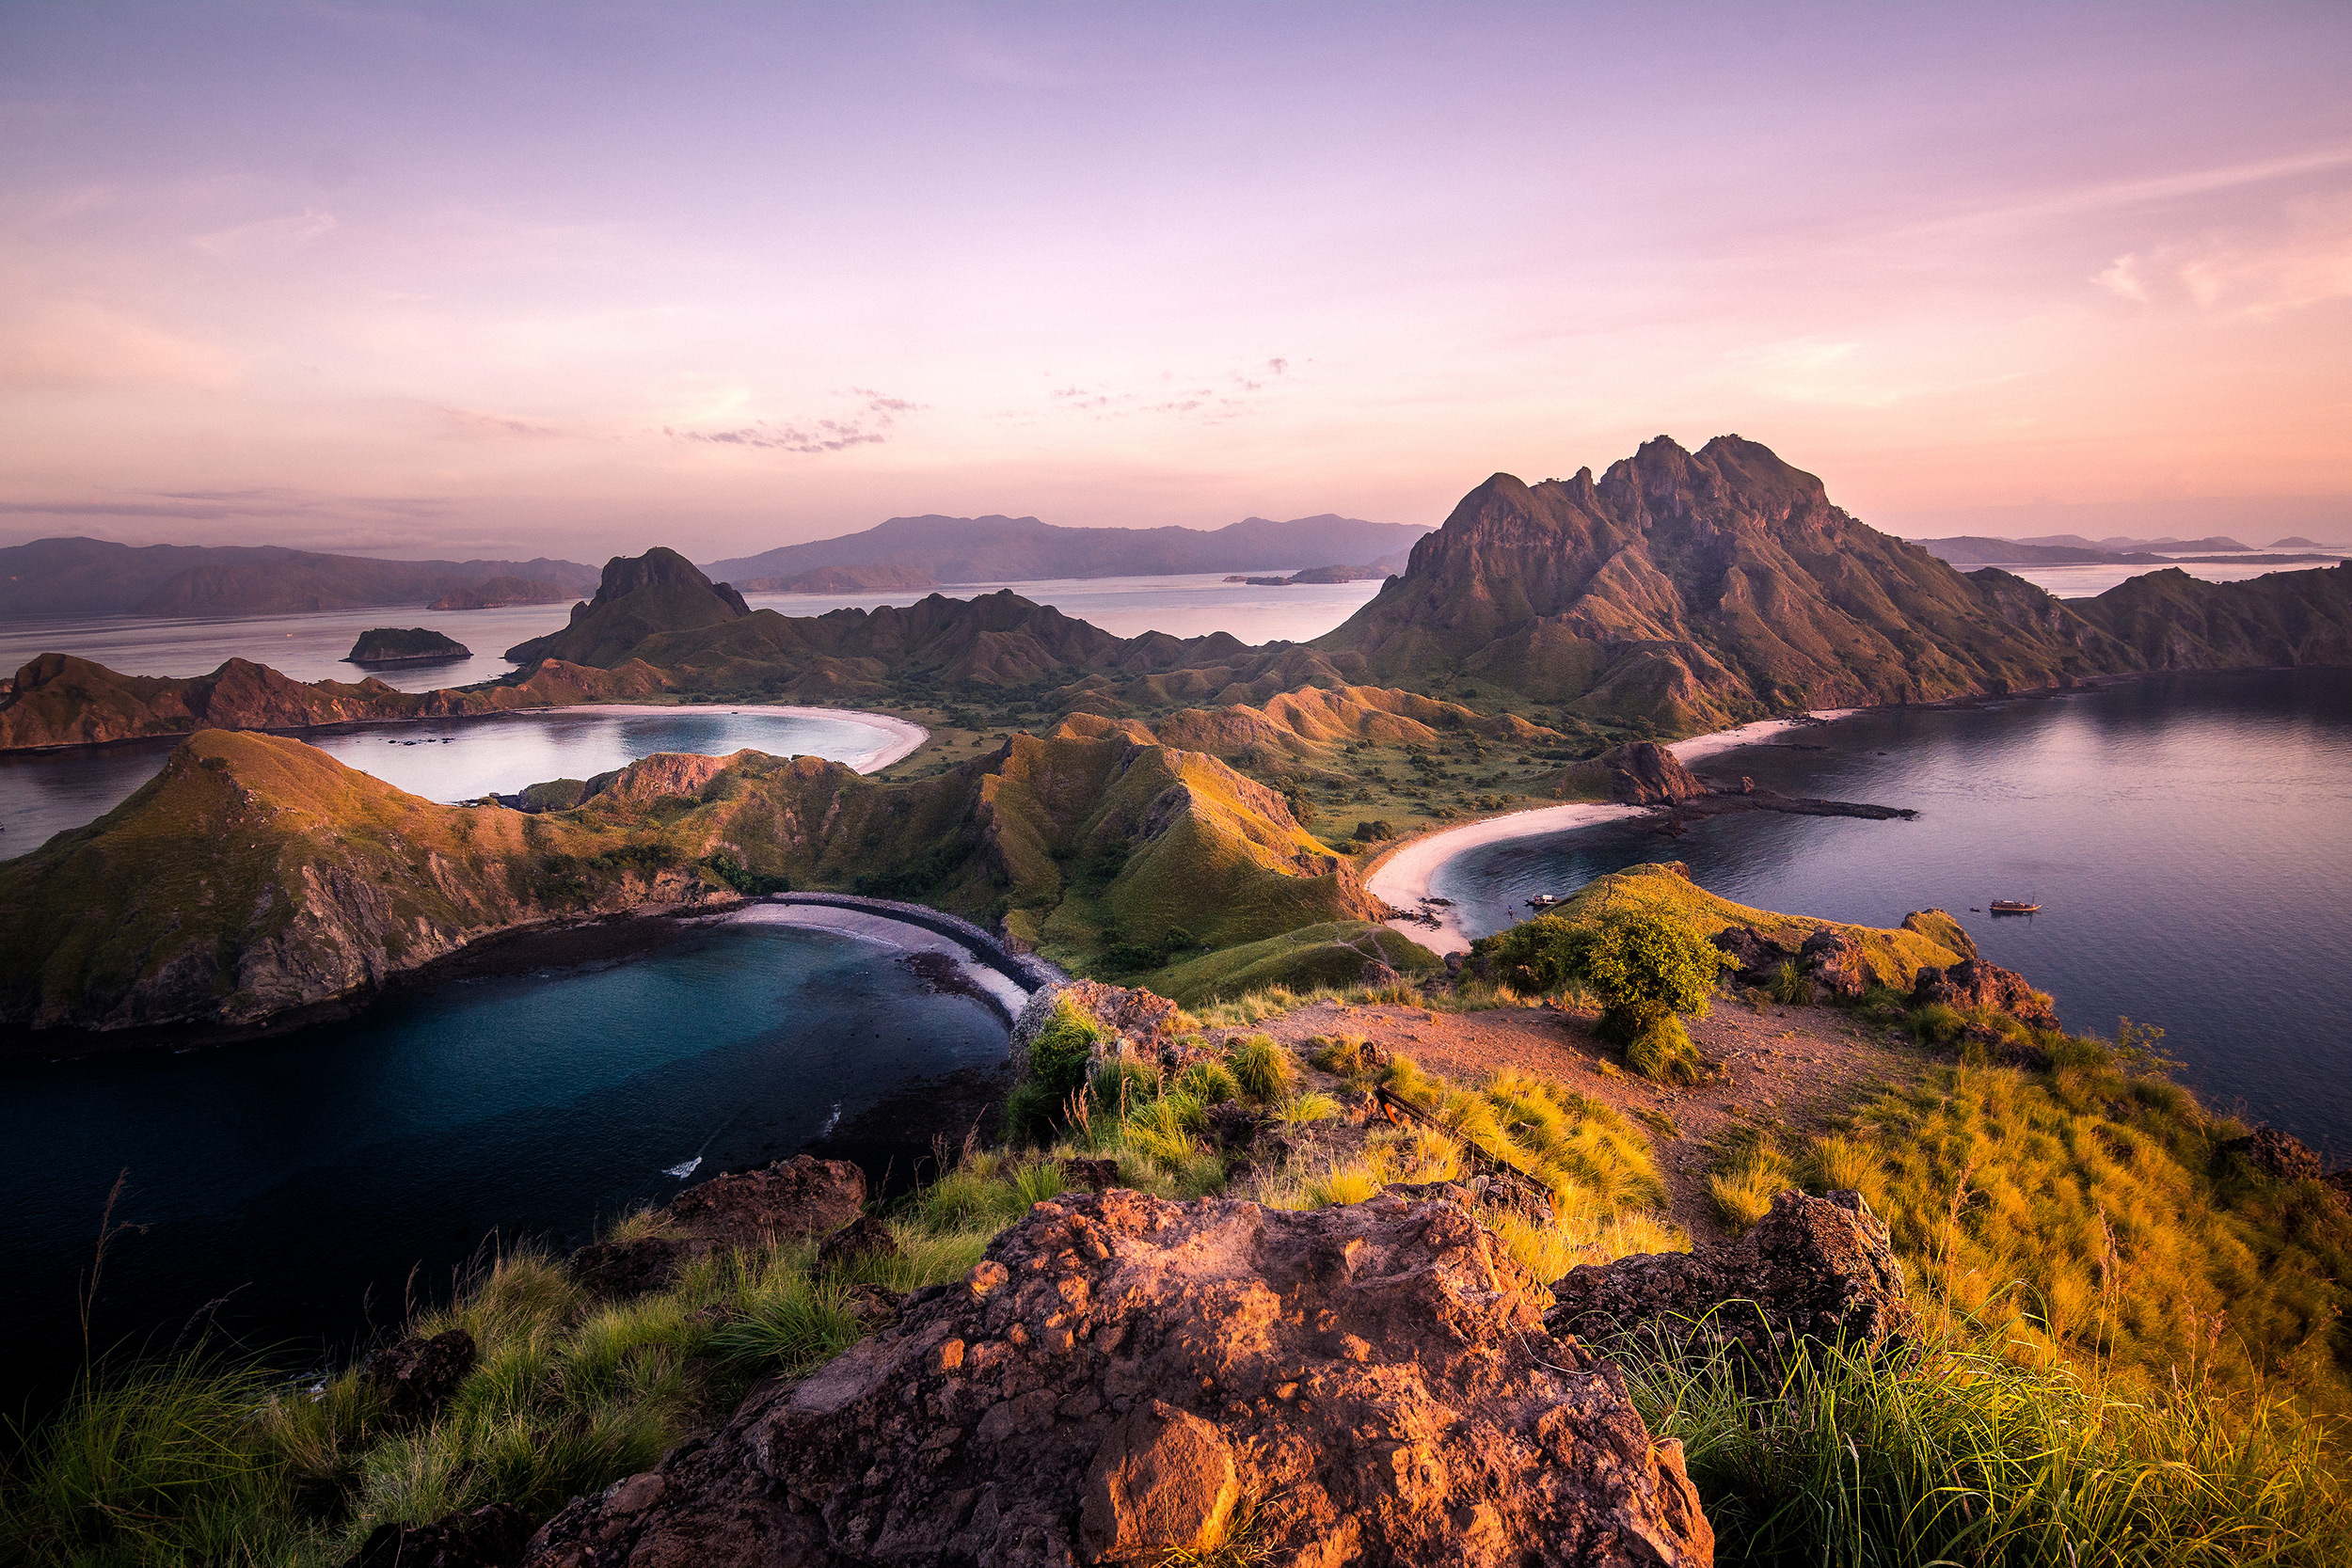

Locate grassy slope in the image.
[1539,861,1965,988]
[0,732,691,1029]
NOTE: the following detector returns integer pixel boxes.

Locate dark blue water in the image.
[1436,669,2352,1155]
[1,918,1007,1408]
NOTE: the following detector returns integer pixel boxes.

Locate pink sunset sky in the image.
[4,1,2348,561]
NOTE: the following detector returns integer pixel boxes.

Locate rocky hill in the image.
[0,537,598,616]
[1312,436,2352,730]
[0,720,1389,1034]
[704,512,1427,585]
[0,651,669,751]
[504,547,751,667]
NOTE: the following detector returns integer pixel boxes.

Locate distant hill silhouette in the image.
[0,538,599,617]
[702,514,1425,586]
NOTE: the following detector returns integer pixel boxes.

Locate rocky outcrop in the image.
[1010,979,1194,1076]
[525,1189,1714,1567]
[1708,923,1869,998]
[347,1502,532,1568]
[666,1156,868,1249]
[1601,741,1708,805]
[1549,1189,1914,1367]
[1909,958,2058,1029]
[369,1328,477,1428]
[2225,1126,2328,1184]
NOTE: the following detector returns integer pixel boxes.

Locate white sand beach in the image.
[546,703,930,772]
[1364,710,1859,954]
[726,902,1033,1017]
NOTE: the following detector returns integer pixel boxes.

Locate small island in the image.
[343,626,472,667]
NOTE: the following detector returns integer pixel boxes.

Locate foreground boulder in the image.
[347,1502,531,1568]
[1549,1190,1914,1366]
[527,1189,1713,1566]
[368,1328,476,1428]
[1909,958,2058,1030]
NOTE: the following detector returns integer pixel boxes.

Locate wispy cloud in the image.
[663,389,920,455]
[2091,195,2352,319]
[189,208,339,257]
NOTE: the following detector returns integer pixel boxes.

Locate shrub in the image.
[1488,909,1727,1047]
[1767,958,1816,1006]
[1174,1061,1241,1104]
[1226,1036,1295,1101]
[1307,1035,1368,1076]
[1625,1015,1708,1085]
[1026,995,1108,1098]
[1908,1001,1965,1047]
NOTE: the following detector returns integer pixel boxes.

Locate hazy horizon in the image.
[6,2,2349,560]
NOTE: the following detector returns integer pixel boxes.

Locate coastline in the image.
[1365,709,1859,955]
[728,901,1037,1022]
[482,701,930,774]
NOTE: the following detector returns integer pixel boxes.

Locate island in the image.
[343,627,473,667]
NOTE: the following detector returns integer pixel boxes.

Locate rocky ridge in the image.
[523,1188,1716,1567]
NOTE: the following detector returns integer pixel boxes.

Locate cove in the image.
[0,916,1009,1413]
[0,703,922,855]
[1431,668,2352,1155]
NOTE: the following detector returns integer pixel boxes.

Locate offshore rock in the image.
[1909,958,2058,1029]
[1549,1190,1914,1367]
[1600,741,1708,805]
[666,1156,867,1249]
[527,1190,1712,1567]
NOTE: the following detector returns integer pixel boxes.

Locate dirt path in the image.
[1246,995,1924,1242]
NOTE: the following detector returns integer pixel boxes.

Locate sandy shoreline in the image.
[1365,709,1859,954]
[492,702,929,773]
[726,902,1033,1019]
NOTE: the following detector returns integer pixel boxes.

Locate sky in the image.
[3,1,2349,562]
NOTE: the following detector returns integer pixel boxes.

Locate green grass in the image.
[1623,1320,2350,1566]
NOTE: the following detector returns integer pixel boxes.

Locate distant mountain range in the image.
[701,513,1424,587]
[1910,535,2343,569]
[1,513,1423,618]
[0,539,601,618]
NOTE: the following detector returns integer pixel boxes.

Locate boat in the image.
[1989,898,2041,914]
[1526,894,1564,909]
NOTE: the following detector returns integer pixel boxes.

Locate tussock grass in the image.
[1622,1320,2350,1566]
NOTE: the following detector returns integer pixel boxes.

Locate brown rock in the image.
[1600,741,1708,805]
[1079,1400,1242,1562]
[1797,927,1870,1001]
[1550,1189,1914,1369]
[348,1501,532,1568]
[1708,924,1795,986]
[666,1155,866,1248]
[1060,1157,1122,1191]
[2226,1125,2328,1184]
[814,1213,900,1275]
[529,1191,1712,1566]
[1909,958,2058,1029]
[566,1236,683,1299]
[367,1328,475,1428]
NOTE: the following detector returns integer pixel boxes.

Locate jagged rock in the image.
[528,1190,1713,1567]
[1203,1101,1267,1149]
[2226,1126,2328,1184]
[567,1236,684,1299]
[1358,958,1405,989]
[1709,925,1795,986]
[1797,927,1870,1001]
[1549,1189,1914,1367]
[1600,741,1708,805]
[815,1214,900,1275]
[843,1283,907,1332]
[348,1502,532,1568]
[1909,958,2058,1029]
[667,1156,866,1249]
[368,1328,476,1428]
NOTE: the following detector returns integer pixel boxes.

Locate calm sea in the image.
[0,918,1009,1410]
[1432,669,2352,1156]
[0,705,914,857]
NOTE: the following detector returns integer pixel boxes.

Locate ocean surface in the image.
[0,570,1388,691]
[0,917,1009,1410]
[0,705,914,858]
[1431,668,2352,1156]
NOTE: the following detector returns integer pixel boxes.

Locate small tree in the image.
[1489,909,1727,1084]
